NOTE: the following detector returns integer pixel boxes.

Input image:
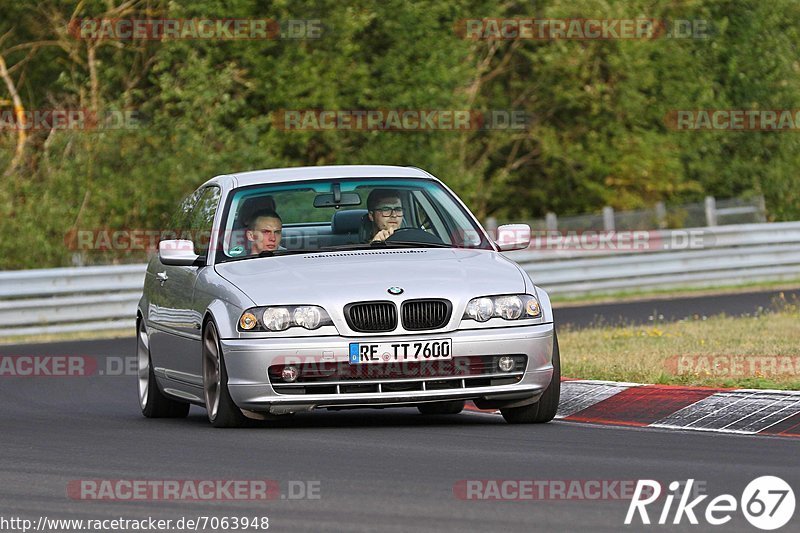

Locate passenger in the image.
[366,189,404,242]
[246,209,283,254]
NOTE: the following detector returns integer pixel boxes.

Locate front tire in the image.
[417,400,465,415]
[137,318,190,418]
[501,330,561,424]
[203,320,248,428]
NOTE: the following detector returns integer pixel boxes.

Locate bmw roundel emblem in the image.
[388,286,404,295]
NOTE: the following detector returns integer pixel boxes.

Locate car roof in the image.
[206,165,439,190]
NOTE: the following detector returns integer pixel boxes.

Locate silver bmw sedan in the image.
[137,165,559,427]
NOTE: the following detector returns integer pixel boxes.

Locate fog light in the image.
[281,365,299,382]
[498,356,515,372]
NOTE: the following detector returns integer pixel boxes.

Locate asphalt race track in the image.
[1,334,798,532]
[554,287,800,328]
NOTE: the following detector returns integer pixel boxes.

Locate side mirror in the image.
[159,239,201,266]
[495,224,531,252]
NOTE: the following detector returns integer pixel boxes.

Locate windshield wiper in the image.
[223,242,457,262]
[253,249,326,258]
[271,249,332,256]
[380,240,454,249]
[220,249,325,263]
[315,243,383,252]
[318,241,454,252]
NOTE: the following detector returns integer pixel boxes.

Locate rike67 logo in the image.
[626,477,795,530]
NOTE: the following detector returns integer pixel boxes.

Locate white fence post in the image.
[485,217,498,240]
[655,202,667,229]
[757,195,767,222]
[602,206,615,231]
[705,196,718,226]
[545,212,558,231]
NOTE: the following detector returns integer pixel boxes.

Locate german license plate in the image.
[349,339,452,364]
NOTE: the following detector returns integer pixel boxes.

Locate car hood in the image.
[214,248,526,307]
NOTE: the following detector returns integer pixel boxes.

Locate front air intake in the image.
[344,301,398,332]
[401,299,451,331]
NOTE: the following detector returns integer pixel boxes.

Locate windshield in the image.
[216,177,492,261]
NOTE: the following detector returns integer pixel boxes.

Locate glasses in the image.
[374,206,403,216]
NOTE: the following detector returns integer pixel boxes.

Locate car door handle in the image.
[157,271,169,285]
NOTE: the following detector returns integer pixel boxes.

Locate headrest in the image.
[331,209,369,234]
[238,196,276,227]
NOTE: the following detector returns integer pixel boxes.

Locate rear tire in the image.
[501,330,561,424]
[138,317,190,418]
[203,320,248,428]
[417,400,465,415]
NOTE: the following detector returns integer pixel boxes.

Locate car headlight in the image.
[238,305,333,332]
[495,295,523,319]
[465,297,494,322]
[263,308,291,331]
[463,294,541,323]
[293,306,322,329]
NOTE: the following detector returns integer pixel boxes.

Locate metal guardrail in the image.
[0,265,145,338]
[0,222,799,338]
[506,221,800,295]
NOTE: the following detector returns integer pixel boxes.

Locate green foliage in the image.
[0,0,799,268]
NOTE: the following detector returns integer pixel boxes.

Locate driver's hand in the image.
[371,227,395,242]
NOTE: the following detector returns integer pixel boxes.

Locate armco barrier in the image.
[0,222,798,338]
[0,265,145,338]
[505,221,800,295]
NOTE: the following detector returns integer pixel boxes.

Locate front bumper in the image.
[221,323,554,413]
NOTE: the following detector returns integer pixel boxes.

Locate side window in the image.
[410,191,448,242]
[189,186,221,256]
[410,194,431,230]
[167,188,203,240]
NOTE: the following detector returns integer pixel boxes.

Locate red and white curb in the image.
[465,379,800,437]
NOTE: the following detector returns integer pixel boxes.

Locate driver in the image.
[366,189,404,242]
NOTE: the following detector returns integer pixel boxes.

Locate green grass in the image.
[559,294,800,390]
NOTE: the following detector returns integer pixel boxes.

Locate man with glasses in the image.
[366,189,404,242]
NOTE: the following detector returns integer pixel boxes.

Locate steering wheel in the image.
[385,227,445,245]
